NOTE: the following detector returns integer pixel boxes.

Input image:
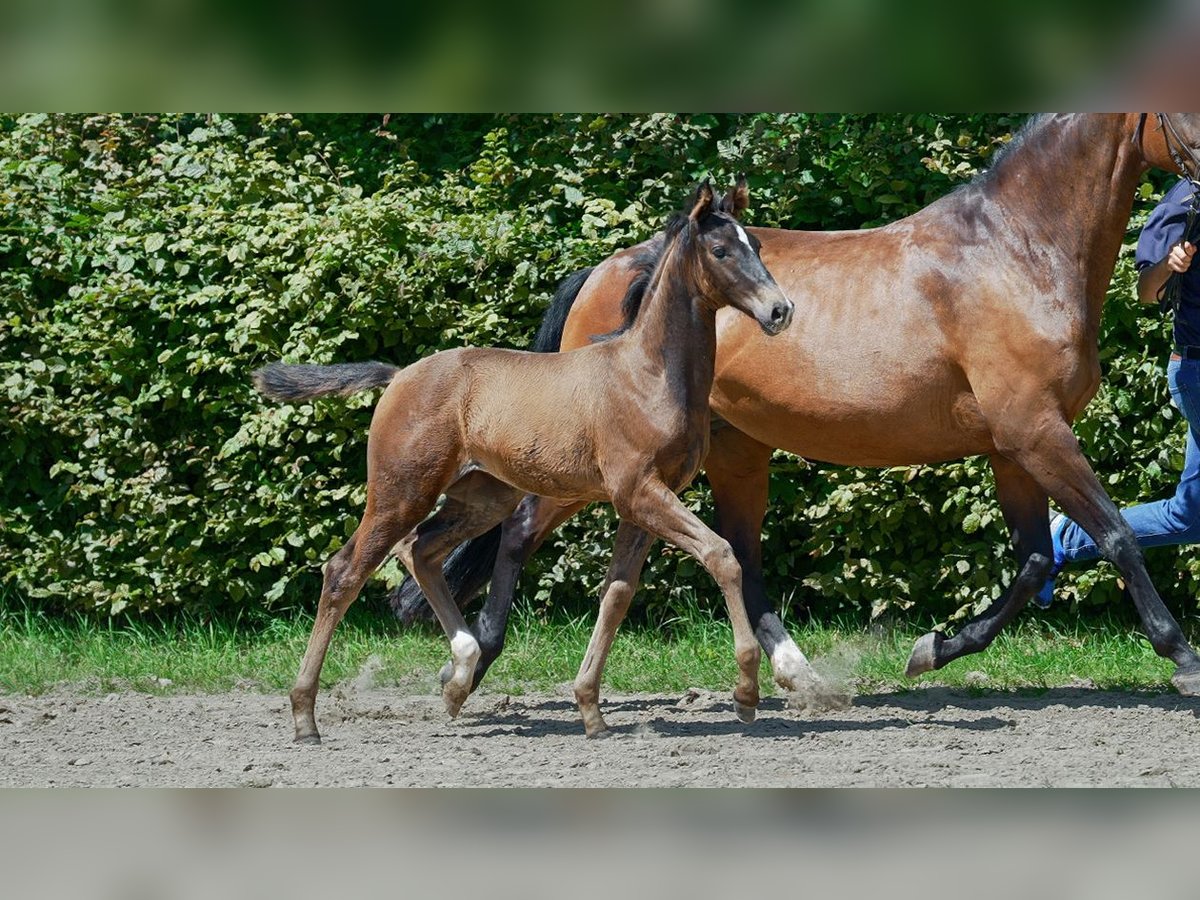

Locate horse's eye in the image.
[713,246,727,259]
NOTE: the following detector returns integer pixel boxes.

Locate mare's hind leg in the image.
[706,425,821,694]
[987,411,1200,694]
[906,454,1052,676]
[403,472,525,716]
[622,480,761,722]
[291,506,420,744]
[573,521,654,737]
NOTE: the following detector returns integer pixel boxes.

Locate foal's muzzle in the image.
[760,298,794,335]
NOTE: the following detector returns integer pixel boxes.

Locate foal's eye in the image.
[712,246,727,259]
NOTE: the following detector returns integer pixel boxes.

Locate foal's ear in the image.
[719,175,750,220]
[688,179,715,222]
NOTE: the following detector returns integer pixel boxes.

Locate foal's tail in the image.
[387,266,594,623]
[251,361,400,402]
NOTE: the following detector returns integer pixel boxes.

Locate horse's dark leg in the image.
[393,473,526,710]
[990,416,1200,694]
[439,495,586,692]
[705,426,816,692]
[906,455,1052,676]
[573,521,655,737]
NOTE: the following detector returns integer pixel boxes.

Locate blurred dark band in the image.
[0,0,1192,109]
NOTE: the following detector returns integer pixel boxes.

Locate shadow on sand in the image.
[439,686,1199,740]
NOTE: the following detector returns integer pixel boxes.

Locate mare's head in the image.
[665,178,793,336]
[1135,114,1200,182]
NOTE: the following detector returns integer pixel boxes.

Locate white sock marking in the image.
[450,629,480,667]
[771,639,818,687]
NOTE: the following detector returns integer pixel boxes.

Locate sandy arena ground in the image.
[2,677,1199,786]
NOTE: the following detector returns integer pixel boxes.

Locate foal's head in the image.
[664,178,794,335]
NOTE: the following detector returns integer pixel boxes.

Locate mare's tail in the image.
[251,361,399,402]
[388,266,594,623]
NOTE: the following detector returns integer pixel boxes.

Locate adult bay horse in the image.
[393,113,1200,698]
[254,180,802,741]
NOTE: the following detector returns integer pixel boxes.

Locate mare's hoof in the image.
[734,701,757,724]
[1170,667,1200,697]
[905,632,943,678]
[293,732,322,746]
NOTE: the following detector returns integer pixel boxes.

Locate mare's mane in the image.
[605,116,1062,336]
[965,113,1076,191]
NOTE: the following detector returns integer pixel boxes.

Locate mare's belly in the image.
[710,324,996,466]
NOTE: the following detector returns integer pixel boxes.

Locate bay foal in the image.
[254,180,801,741]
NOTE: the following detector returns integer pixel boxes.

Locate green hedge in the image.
[0,113,1190,622]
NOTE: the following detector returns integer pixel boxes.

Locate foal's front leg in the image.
[705,425,821,694]
[622,481,762,722]
[573,521,654,737]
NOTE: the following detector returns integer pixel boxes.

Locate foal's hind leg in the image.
[622,480,761,722]
[403,473,525,716]
[573,521,654,737]
[292,414,463,742]
[906,455,1053,676]
[291,507,417,744]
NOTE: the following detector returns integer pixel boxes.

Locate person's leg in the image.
[1037,357,1200,605]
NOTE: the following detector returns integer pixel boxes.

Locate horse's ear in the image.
[719,175,750,219]
[688,179,715,222]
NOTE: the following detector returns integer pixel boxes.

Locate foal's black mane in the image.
[592,207,703,342]
[597,204,738,341]
[604,238,665,340]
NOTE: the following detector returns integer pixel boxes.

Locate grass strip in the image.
[0,603,1180,698]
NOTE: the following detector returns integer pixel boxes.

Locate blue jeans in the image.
[1056,355,1200,564]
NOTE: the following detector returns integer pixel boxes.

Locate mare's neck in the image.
[984,114,1146,338]
[624,253,718,414]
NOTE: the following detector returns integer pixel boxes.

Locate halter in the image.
[1134,114,1200,312]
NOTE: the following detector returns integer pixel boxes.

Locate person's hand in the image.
[1168,241,1196,274]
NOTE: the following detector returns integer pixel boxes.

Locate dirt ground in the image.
[3,676,1200,787]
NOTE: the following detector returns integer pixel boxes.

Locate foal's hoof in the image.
[734,701,757,724]
[584,722,611,740]
[905,632,943,678]
[293,732,322,746]
[438,660,454,687]
[443,685,469,719]
[1170,667,1200,697]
